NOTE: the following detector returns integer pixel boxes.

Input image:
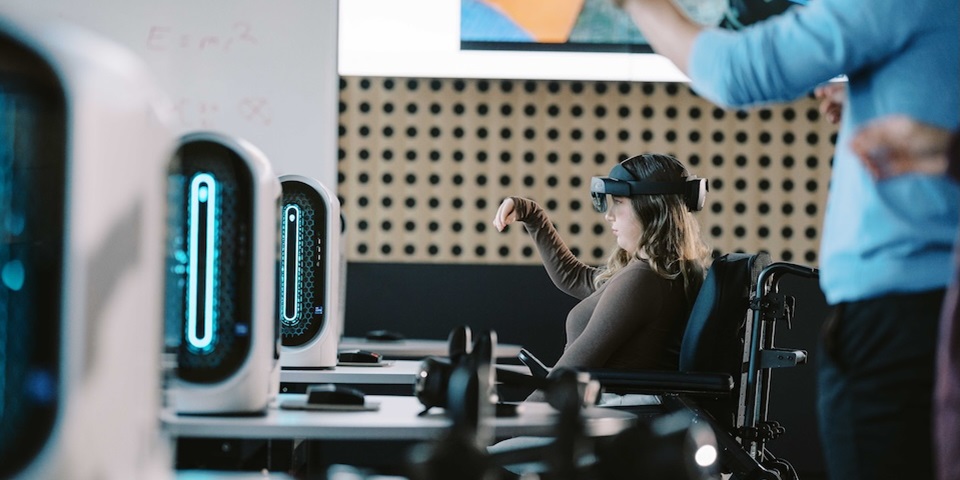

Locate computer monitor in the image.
[164,131,281,414]
[278,175,342,369]
[0,10,172,479]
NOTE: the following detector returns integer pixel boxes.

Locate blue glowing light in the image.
[186,173,218,351]
[280,204,301,325]
[25,369,56,404]
[4,213,24,235]
[1,259,25,291]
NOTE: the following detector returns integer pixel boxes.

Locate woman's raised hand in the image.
[492,197,518,232]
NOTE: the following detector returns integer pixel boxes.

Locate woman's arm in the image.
[494,197,597,299]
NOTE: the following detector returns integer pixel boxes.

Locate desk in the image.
[163,394,635,441]
[340,337,523,360]
[167,394,635,474]
[281,360,423,387]
[280,361,533,396]
[280,360,420,395]
[177,471,295,479]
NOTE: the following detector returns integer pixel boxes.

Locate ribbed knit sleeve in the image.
[511,197,598,300]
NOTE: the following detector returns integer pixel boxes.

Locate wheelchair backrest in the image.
[679,252,771,375]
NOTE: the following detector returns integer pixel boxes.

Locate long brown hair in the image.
[593,153,712,304]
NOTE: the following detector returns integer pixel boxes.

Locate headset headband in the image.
[589,161,708,212]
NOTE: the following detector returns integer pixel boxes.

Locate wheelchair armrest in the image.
[582,368,734,397]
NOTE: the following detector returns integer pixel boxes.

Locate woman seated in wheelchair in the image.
[493,153,711,402]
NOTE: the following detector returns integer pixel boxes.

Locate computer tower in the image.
[0,10,173,480]
[278,175,341,368]
[164,131,281,414]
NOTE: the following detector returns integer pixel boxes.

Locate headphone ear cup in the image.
[447,325,472,363]
[415,356,454,409]
[468,330,498,406]
[467,329,496,369]
[685,178,708,211]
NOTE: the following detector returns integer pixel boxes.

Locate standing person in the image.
[612,0,960,478]
[492,153,711,401]
[852,115,960,480]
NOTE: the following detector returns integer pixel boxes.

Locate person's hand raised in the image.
[492,197,518,232]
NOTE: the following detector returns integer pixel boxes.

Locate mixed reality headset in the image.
[589,160,708,213]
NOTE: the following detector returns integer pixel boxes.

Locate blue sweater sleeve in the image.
[687,0,926,108]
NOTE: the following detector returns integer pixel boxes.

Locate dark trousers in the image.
[818,289,944,480]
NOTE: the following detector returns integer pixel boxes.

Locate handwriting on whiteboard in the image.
[146,22,258,52]
[170,97,273,128]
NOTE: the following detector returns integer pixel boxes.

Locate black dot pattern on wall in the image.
[338,77,836,265]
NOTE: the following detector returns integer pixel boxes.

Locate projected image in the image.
[461,0,802,53]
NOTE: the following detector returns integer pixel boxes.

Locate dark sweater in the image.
[511,197,690,377]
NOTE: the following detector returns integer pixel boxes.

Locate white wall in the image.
[3,0,340,190]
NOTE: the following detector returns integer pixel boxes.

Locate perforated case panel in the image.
[338,77,836,265]
[279,180,328,347]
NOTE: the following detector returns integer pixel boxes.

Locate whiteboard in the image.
[2,0,340,191]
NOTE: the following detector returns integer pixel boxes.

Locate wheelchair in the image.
[582,252,819,480]
[408,252,819,480]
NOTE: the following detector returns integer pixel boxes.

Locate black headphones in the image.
[415,326,496,414]
[407,327,498,480]
[590,156,708,212]
[414,326,601,414]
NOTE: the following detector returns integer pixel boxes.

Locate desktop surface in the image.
[162,394,636,441]
[279,360,535,396]
[339,337,523,360]
[281,360,423,386]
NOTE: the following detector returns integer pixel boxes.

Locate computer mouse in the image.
[305,383,365,406]
[338,349,383,364]
[365,329,405,341]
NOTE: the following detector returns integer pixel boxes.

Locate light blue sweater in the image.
[689,0,960,304]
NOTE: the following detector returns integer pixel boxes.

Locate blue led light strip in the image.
[186,173,218,351]
[280,204,301,324]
